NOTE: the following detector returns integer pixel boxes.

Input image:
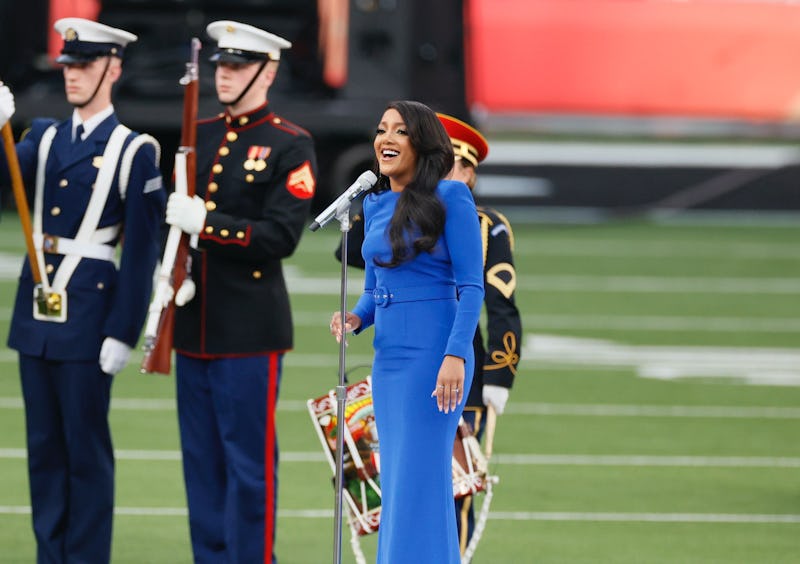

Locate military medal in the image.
[246,145,271,173]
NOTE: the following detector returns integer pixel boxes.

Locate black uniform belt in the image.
[372,284,457,308]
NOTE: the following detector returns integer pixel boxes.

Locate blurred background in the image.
[1,1,799,562]
[3,0,800,217]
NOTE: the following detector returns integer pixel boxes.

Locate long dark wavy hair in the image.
[373,100,454,268]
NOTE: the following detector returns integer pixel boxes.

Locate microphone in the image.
[308,170,378,231]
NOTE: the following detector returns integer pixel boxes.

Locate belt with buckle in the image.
[372,284,457,307]
[35,233,116,262]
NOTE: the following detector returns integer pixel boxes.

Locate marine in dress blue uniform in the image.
[0,18,165,564]
[165,21,317,564]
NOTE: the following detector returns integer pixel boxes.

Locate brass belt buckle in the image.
[42,234,59,254]
[32,284,68,323]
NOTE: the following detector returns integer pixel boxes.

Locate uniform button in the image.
[220,229,229,237]
[97,282,105,290]
[208,182,219,193]
[273,117,281,124]
[252,270,262,279]
[246,174,254,183]
[226,131,238,142]
[225,115,232,124]
[205,226,214,234]
[236,231,245,239]
[46,264,54,274]
[59,179,68,188]
[219,146,230,157]
[239,116,249,126]
[212,163,223,174]
[205,201,217,211]
[51,207,61,216]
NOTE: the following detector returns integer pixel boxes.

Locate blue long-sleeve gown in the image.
[352,179,484,563]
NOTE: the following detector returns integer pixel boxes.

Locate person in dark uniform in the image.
[0,18,165,563]
[436,113,522,555]
[334,113,521,556]
[164,20,317,564]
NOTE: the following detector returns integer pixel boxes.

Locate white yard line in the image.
[279,273,800,296]
[520,315,800,333]
[294,237,800,260]
[290,312,800,333]
[523,334,800,385]
[503,403,800,419]
[3,449,800,468]
[0,505,797,524]
[3,398,800,419]
[0,313,796,335]
[492,454,800,468]
[484,512,800,524]
[511,240,800,260]
[516,275,800,294]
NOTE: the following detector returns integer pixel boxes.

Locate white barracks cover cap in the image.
[207,20,291,62]
[54,17,137,63]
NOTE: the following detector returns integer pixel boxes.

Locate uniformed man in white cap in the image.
[0,17,165,563]
[164,20,317,563]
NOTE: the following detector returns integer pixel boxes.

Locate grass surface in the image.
[0,209,799,562]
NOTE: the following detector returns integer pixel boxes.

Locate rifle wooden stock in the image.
[141,38,201,375]
[1,122,41,284]
[142,300,176,374]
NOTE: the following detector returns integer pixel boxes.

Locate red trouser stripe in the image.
[264,352,278,563]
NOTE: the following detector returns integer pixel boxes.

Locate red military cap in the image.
[436,113,489,168]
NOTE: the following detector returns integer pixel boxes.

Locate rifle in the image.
[1,121,50,312]
[141,38,201,374]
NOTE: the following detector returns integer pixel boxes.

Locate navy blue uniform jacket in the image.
[1,115,165,360]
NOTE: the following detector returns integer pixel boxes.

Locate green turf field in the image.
[1,209,799,563]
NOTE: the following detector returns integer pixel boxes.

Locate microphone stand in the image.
[332,201,353,564]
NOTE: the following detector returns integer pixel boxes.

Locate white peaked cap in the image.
[207,20,291,61]
[53,18,137,63]
[54,17,137,47]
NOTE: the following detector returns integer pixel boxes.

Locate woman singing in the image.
[330,100,484,562]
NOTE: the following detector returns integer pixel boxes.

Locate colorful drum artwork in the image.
[307,378,493,537]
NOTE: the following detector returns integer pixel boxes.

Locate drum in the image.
[452,418,489,499]
[307,377,490,536]
[307,377,381,536]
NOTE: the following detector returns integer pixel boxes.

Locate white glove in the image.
[166,192,207,235]
[99,337,132,375]
[0,83,15,129]
[482,384,509,415]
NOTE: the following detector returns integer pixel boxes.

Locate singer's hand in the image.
[329,311,361,345]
